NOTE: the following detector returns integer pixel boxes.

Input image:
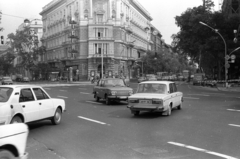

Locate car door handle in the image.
[22,105,25,108]
[39,103,42,105]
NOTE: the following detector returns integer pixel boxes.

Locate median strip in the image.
[168,142,237,159]
[78,116,109,125]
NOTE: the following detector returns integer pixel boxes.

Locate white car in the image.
[0,85,66,125]
[0,123,28,159]
[127,81,183,116]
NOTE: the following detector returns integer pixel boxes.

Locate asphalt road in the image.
[25,82,240,159]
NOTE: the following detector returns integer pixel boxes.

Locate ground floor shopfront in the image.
[49,57,139,81]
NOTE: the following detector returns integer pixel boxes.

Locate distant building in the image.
[40,0,162,80]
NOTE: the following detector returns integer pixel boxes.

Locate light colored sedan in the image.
[0,85,66,125]
[127,81,183,116]
[0,123,28,159]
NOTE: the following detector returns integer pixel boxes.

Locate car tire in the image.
[0,150,15,159]
[105,95,111,105]
[51,108,62,125]
[132,110,140,116]
[96,96,100,102]
[10,116,23,124]
[166,105,172,116]
[177,102,182,110]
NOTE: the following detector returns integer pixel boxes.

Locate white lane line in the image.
[187,94,210,97]
[57,96,68,99]
[86,101,103,105]
[168,142,237,159]
[80,92,90,95]
[229,124,240,128]
[44,88,51,90]
[227,109,240,112]
[78,88,86,90]
[183,97,199,100]
[60,90,67,91]
[78,116,109,125]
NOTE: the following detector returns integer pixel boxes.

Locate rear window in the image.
[2,77,11,80]
[0,87,13,102]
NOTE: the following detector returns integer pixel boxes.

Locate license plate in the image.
[140,100,151,104]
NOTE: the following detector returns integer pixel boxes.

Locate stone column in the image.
[90,0,93,18]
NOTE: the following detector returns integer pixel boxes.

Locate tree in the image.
[7,27,46,77]
[172,0,240,79]
[0,51,16,75]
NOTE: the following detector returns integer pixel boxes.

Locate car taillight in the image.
[152,99,162,104]
[128,99,139,103]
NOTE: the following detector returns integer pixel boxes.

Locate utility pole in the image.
[203,0,206,10]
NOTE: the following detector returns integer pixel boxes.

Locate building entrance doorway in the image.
[98,64,105,78]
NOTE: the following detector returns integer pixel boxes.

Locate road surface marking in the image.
[183,97,199,100]
[57,96,68,99]
[187,94,210,97]
[44,88,51,90]
[86,101,103,105]
[227,109,240,112]
[229,124,240,128]
[168,142,237,159]
[60,90,67,91]
[78,88,86,90]
[78,116,109,125]
[80,92,90,94]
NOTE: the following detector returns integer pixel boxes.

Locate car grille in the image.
[116,91,128,96]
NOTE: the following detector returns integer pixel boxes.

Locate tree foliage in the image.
[172,0,240,79]
[7,27,46,74]
[0,51,16,75]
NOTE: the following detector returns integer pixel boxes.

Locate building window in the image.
[96,14,103,23]
[232,0,239,13]
[94,43,108,55]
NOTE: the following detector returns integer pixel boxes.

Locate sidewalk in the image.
[14,80,93,87]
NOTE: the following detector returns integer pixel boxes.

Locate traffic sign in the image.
[225,63,230,69]
[231,55,236,60]
[225,55,230,60]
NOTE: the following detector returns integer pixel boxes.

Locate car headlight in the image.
[111,91,117,95]
[129,90,133,95]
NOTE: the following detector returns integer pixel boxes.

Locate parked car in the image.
[0,123,28,159]
[93,78,133,105]
[127,81,183,116]
[137,76,147,83]
[22,77,30,82]
[1,77,13,85]
[146,74,157,81]
[0,85,66,125]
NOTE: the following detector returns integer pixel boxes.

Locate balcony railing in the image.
[88,37,114,41]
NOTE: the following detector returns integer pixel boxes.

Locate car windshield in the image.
[136,83,167,94]
[2,77,11,80]
[105,79,125,87]
[0,87,13,102]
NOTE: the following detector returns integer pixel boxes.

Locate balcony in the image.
[88,37,114,41]
[61,41,72,46]
[126,42,135,47]
[88,53,113,59]
[125,26,133,34]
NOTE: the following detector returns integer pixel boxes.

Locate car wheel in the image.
[132,110,140,116]
[177,102,182,110]
[96,95,100,102]
[0,150,15,159]
[166,105,172,116]
[10,116,23,124]
[105,95,111,105]
[51,108,62,125]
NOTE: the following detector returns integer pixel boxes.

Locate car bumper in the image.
[127,105,164,112]
[108,96,129,100]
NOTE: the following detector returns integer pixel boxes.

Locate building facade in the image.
[40,0,155,80]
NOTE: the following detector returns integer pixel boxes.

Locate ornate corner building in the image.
[40,0,157,80]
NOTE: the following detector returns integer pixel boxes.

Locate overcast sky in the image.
[0,0,220,44]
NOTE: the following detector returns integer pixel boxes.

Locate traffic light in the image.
[1,36,4,44]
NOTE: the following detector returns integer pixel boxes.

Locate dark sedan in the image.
[1,77,13,85]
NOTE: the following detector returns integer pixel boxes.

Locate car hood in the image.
[129,93,168,99]
[0,123,28,138]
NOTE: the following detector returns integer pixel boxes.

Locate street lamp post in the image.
[199,21,228,87]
